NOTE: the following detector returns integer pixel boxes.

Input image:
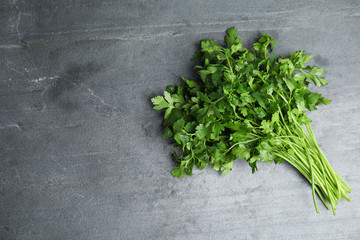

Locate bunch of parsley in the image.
[151,27,350,214]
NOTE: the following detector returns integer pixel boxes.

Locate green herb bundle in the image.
[151,27,350,214]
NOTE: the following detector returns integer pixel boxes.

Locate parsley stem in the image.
[213,96,225,104]
[272,122,351,214]
[228,138,259,151]
[225,51,234,75]
[306,124,342,199]
[304,139,319,213]
[272,150,330,210]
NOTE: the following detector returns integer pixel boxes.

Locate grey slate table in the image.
[1,1,360,239]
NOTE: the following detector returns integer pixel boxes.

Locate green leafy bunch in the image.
[151,27,350,214]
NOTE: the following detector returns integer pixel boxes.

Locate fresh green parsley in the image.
[151,27,350,214]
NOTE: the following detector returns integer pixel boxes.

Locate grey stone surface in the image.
[1,0,360,239]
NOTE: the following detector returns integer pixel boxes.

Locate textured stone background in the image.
[0,1,359,239]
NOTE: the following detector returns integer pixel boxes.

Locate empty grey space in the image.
[1,0,360,239]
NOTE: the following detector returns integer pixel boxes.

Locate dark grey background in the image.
[1,1,359,239]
